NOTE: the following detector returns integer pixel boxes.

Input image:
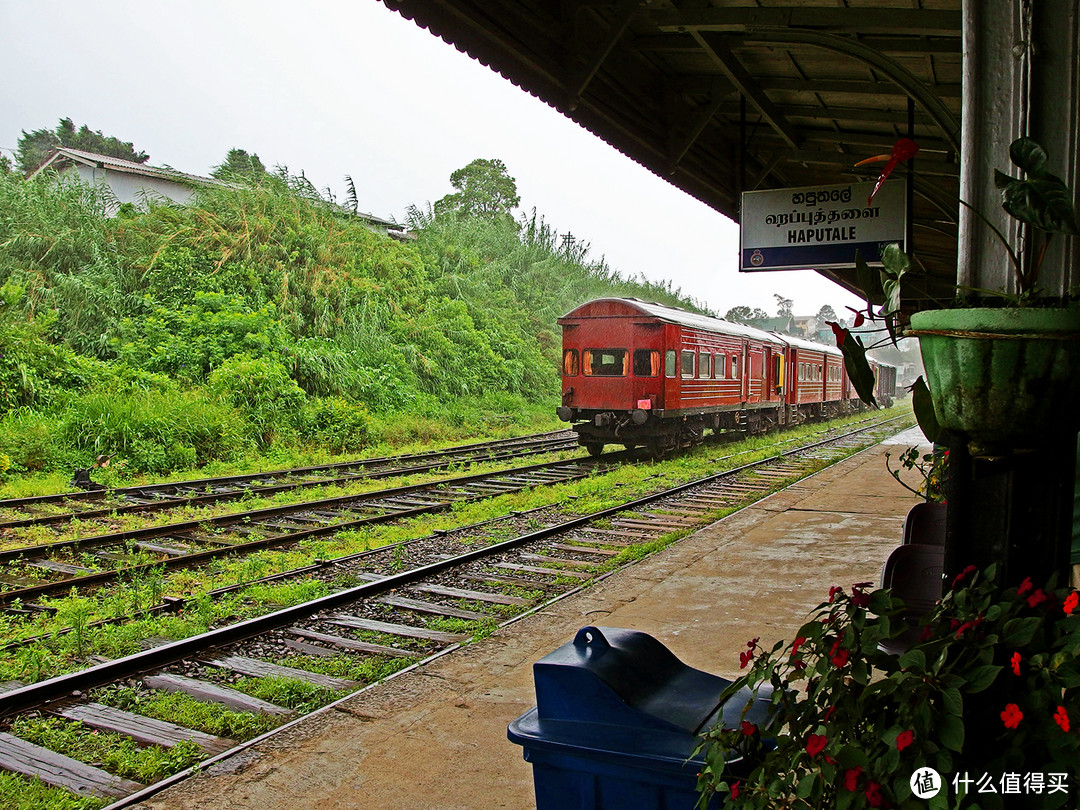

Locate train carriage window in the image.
[731,356,740,379]
[698,352,711,379]
[583,349,627,376]
[633,349,660,377]
[681,350,695,378]
[715,354,725,379]
[562,349,579,376]
[665,350,677,377]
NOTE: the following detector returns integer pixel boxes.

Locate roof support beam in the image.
[667,79,729,170]
[566,0,640,111]
[649,8,961,36]
[736,29,962,152]
[690,31,802,149]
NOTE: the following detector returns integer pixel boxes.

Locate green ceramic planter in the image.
[909,307,1080,453]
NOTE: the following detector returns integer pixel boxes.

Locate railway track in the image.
[0,452,616,608]
[0,430,578,531]
[0,414,910,807]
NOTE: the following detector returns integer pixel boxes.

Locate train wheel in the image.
[584,443,605,457]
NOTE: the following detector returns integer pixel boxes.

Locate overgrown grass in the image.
[0,771,105,810]
[10,715,206,784]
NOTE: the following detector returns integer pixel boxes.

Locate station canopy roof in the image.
[382,0,963,309]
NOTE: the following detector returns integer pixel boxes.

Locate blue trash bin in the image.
[507,626,769,810]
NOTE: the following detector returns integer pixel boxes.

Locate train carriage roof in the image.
[780,333,843,357]
[559,297,786,345]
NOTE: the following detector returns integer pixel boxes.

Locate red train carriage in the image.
[556,298,866,456]
[874,361,899,407]
[783,334,846,421]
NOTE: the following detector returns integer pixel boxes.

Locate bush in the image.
[59,389,246,474]
[207,354,307,449]
[115,292,290,383]
[301,397,371,454]
[0,408,70,472]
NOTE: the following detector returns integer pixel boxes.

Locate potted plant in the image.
[695,572,1080,809]
[831,138,1080,455]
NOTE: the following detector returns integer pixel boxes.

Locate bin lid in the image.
[532,626,740,735]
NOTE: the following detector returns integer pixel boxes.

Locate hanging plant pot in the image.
[909,307,1080,455]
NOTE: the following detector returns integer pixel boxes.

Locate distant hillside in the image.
[0,168,702,476]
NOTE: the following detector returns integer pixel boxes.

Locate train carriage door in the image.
[771,351,784,400]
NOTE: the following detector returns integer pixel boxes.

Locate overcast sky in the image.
[0,0,866,317]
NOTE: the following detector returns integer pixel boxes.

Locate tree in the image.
[16,118,148,175]
[774,294,794,317]
[816,304,838,323]
[211,148,267,183]
[725,305,769,325]
[434,158,520,223]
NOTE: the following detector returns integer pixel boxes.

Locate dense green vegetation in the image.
[0,163,698,483]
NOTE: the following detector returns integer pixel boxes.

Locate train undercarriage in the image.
[567,400,858,457]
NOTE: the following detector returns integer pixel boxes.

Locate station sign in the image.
[739,180,907,271]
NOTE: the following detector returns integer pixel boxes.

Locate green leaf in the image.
[839,333,877,408]
[795,773,817,798]
[996,138,1080,236]
[939,713,965,751]
[963,664,1002,693]
[1009,136,1049,176]
[898,648,926,670]
[942,686,963,716]
[1002,616,1042,647]
[855,250,885,306]
[911,376,940,443]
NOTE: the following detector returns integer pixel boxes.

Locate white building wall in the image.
[71,165,197,212]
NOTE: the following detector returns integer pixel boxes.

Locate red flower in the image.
[954,620,974,639]
[1054,706,1070,732]
[741,721,757,737]
[896,729,915,751]
[739,637,760,669]
[805,734,827,757]
[1065,591,1079,615]
[822,706,837,722]
[790,636,806,657]
[918,624,934,643]
[851,584,871,608]
[856,137,920,204]
[1001,703,1023,729]
[865,781,885,808]
[826,322,847,348]
[1027,588,1048,609]
[843,767,862,792]
[829,638,849,667]
[829,585,844,603]
[1011,651,1022,676]
[843,306,866,329]
[952,564,977,589]
[1017,577,1034,597]
[729,781,740,799]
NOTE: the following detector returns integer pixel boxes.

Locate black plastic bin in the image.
[507,626,769,810]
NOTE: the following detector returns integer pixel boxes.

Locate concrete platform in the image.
[130,429,927,810]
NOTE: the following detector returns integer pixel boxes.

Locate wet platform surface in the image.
[132,427,927,810]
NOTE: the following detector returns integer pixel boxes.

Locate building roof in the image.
[382,0,962,310]
[30,147,227,188]
[31,148,405,232]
